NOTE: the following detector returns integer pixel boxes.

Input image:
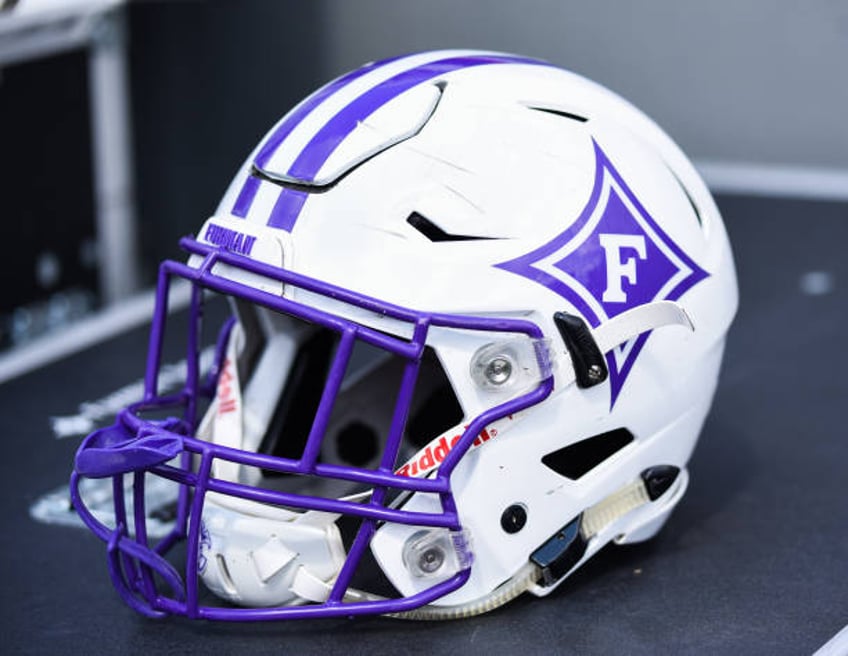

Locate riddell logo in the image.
[217,358,237,415]
[395,417,514,478]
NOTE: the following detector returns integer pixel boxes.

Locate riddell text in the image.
[217,358,237,415]
[395,426,496,477]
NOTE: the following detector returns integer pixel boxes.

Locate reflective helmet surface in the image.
[71,50,737,620]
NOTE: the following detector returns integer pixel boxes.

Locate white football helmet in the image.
[71,50,737,621]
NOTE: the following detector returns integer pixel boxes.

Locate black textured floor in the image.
[1,195,846,655]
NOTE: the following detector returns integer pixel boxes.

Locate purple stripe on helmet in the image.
[267,188,308,231]
[232,54,408,219]
[236,54,547,230]
[231,175,260,218]
[254,54,408,170]
[286,54,547,183]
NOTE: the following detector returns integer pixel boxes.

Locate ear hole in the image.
[541,428,634,480]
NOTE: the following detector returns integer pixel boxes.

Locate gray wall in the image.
[322,0,848,171]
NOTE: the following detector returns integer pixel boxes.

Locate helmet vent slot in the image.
[215,554,237,597]
[541,428,634,480]
[527,106,588,122]
[664,163,703,227]
[406,212,498,243]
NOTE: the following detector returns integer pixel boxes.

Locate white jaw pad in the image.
[199,494,347,608]
[252,537,298,583]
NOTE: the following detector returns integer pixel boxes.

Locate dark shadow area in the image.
[128,0,324,275]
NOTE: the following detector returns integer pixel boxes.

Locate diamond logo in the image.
[497,140,708,407]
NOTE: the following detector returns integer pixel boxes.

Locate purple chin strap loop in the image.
[70,237,554,621]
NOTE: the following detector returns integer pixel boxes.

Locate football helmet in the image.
[71,50,737,620]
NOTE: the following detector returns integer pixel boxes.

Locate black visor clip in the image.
[554,312,608,389]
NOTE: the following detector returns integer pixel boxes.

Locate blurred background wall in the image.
[0,0,324,352]
[323,0,848,171]
[127,0,324,271]
[1,0,846,364]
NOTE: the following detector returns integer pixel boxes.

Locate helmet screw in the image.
[501,504,528,534]
[418,546,445,574]
[485,357,513,385]
[587,364,604,382]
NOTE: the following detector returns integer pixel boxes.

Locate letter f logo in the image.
[495,141,709,407]
[599,233,647,303]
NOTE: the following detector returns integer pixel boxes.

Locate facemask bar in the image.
[71,235,554,620]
